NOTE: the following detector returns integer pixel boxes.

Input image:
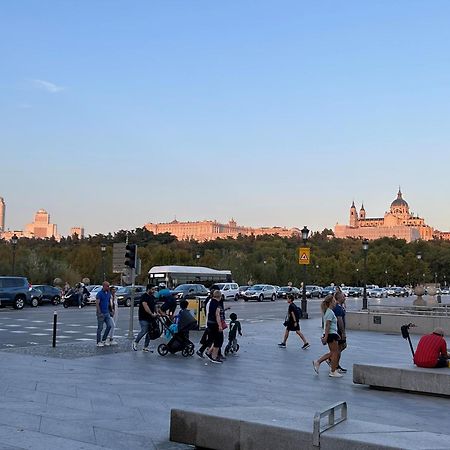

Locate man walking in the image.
[133,284,158,352]
[96,281,113,347]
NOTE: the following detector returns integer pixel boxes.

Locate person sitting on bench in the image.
[414,327,449,368]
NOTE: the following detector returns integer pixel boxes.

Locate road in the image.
[0,294,448,349]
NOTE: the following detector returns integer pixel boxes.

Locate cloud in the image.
[31,79,65,93]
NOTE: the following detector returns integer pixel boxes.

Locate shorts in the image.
[326,333,340,344]
[287,321,300,332]
[207,323,224,348]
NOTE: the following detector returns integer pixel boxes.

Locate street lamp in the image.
[416,253,422,286]
[362,239,369,310]
[316,264,320,284]
[301,226,309,319]
[196,254,200,265]
[385,269,388,288]
[101,244,106,282]
[11,234,18,275]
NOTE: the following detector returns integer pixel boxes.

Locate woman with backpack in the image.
[278,294,310,349]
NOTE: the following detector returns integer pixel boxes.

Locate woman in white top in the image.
[312,295,342,378]
[108,286,119,345]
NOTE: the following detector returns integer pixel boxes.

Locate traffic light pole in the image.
[127,268,136,339]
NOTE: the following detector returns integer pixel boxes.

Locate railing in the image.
[313,401,347,447]
[368,304,450,317]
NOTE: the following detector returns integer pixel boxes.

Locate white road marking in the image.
[31,333,49,336]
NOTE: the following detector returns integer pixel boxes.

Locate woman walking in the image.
[313,295,343,378]
[108,286,119,345]
[278,294,309,349]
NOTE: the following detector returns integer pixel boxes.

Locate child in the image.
[177,300,198,338]
[278,294,310,349]
[225,312,242,355]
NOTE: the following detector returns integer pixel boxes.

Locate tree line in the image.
[1,228,449,288]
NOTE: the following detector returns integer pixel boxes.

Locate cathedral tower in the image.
[350,201,358,227]
[359,203,366,220]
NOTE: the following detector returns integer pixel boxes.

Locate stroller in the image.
[157,315,196,357]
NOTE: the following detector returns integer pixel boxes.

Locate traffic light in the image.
[124,244,137,269]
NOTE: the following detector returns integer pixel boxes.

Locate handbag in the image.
[221,319,228,330]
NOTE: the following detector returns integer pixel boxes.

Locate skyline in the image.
[2,1,450,235]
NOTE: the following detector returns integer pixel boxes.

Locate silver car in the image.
[243,284,277,302]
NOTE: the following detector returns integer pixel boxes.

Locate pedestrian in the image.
[133,284,158,352]
[205,289,224,364]
[225,312,242,355]
[333,289,347,373]
[96,281,114,347]
[313,294,343,377]
[108,286,119,346]
[77,282,84,309]
[278,294,310,349]
[157,283,177,319]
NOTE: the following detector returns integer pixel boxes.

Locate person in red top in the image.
[413,328,449,368]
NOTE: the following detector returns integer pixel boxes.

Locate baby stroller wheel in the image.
[224,344,231,356]
[181,347,190,357]
[187,344,195,356]
[157,344,169,356]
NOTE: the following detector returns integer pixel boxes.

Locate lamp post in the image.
[11,234,18,275]
[301,226,309,319]
[101,244,106,282]
[316,264,320,285]
[416,252,422,286]
[362,239,369,310]
[385,269,388,288]
[196,254,200,265]
[356,268,359,286]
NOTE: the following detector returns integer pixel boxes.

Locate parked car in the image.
[277,286,301,299]
[210,283,240,301]
[392,287,409,297]
[242,284,277,302]
[87,285,119,304]
[116,285,146,306]
[33,285,62,305]
[348,287,362,297]
[28,287,43,307]
[441,287,450,295]
[238,286,250,299]
[305,285,322,298]
[172,284,209,300]
[85,285,101,293]
[385,287,396,297]
[321,286,337,297]
[0,276,32,310]
[368,287,387,298]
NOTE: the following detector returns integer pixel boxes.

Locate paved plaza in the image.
[0,301,449,449]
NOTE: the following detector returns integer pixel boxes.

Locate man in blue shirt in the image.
[96,281,113,347]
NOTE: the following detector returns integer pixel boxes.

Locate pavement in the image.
[0,301,449,449]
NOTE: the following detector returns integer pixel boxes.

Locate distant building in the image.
[25,209,59,239]
[334,189,448,242]
[144,218,300,242]
[70,227,85,239]
[0,197,5,232]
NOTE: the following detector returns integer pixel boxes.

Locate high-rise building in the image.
[0,197,5,232]
[70,227,85,238]
[25,209,59,239]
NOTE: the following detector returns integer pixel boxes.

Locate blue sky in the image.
[1,1,449,235]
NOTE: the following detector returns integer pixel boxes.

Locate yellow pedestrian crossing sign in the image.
[298,247,310,265]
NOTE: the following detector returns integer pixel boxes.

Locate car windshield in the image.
[91,286,102,293]
[251,285,263,290]
[279,287,291,292]
[116,287,129,294]
[174,285,194,293]
[211,284,225,290]
[306,286,316,290]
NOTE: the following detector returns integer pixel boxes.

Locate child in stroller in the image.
[157,300,198,357]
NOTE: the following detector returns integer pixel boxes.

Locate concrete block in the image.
[353,364,450,396]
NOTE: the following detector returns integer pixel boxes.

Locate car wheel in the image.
[271,294,276,301]
[125,298,131,307]
[14,297,25,310]
[52,296,60,305]
[244,299,248,302]
[234,295,238,301]
[258,295,264,302]
[31,298,39,307]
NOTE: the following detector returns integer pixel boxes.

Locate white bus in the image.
[148,265,232,289]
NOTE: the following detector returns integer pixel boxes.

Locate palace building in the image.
[144,218,300,242]
[334,189,448,242]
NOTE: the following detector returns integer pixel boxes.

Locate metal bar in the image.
[52,311,57,347]
[312,401,347,447]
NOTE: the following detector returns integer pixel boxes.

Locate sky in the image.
[1,1,450,236]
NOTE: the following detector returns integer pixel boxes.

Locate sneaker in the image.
[103,340,110,346]
[78,306,82,309]
[337,366,347,374]
[312,360,320,374]
[196,350,204,358]
[142,347,153,353]
[329,370,343,378]
[278,342,286,348]
[301,342,310,350]
[109,339,118,346]
[210,357,223,364]
[132,342,138,351]
[206,352,214,362]
[96,342,104,347]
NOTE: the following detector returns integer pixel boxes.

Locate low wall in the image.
[346,311,450,335]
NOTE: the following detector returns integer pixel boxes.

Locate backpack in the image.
[293,304,303,320]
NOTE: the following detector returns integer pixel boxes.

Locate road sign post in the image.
[127,268,136,339]
[299,247,310,319]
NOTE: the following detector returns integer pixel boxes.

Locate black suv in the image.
[0,276,32,309]
[33,285,62,305]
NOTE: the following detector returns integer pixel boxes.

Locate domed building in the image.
[334,189,435,242]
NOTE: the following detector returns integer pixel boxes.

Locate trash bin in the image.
[186,297,206,330]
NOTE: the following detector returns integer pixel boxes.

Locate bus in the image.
[148,265,232,289]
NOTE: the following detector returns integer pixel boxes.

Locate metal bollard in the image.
[52,311,57,347]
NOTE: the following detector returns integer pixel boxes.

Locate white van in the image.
[210,283,240,301]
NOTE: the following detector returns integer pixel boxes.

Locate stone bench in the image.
[353,363,450,396]
[170,406,450,449]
